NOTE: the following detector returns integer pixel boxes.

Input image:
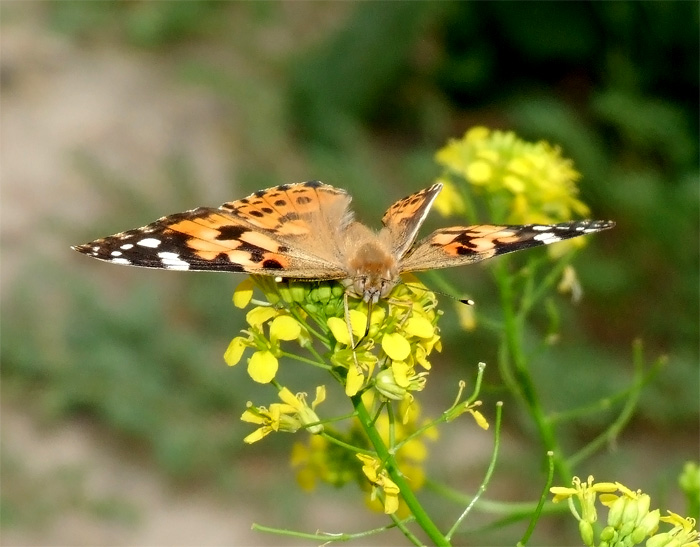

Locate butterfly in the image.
[73,180,615,303]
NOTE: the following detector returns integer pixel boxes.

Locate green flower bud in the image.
[619,520,635,538]
[608,495,627,528]
[375,368,407,401]
[600,526,616,542]
[579,519,595,547]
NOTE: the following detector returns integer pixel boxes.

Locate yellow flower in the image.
[435,127,592,225]
[246,306,278,328]
[242,386,326,443]
[550,475,618,523]
[653,511,699,547]
[327,310,367,346]
[356,454,401,514]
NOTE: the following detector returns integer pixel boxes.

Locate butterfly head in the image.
[344,241,400,303]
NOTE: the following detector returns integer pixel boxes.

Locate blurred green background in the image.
[1,2,697,545]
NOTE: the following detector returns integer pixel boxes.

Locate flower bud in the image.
[607,495,626,528]
[578,519,595,547]
[375,368,407,401]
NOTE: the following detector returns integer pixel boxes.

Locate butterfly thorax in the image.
[342,225,399,303]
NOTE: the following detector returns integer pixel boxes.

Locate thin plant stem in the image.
[446,402,503,541]
[494,259,571,483]
[352,395,450,546]
[518,451,555,546]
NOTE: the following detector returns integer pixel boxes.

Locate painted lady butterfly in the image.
[73,180,614,303]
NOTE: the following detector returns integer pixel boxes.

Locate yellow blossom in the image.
[242,386,326,443]
[404,315,435,339]
[435,126,592,225]
[357,454,401,514]
[327,310,367,345]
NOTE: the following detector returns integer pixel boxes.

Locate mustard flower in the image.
[241,386,326,444]
[435,126,591,225]
[551,475,619,524]
[552,478,699,547]
[649,511,699,547]
[357,453,401,514]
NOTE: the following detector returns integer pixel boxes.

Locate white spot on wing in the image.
[533,232,562,244]
[120,243,134,250]
[137,238,161,248]
[531,225,551,231]
[158,252,190,270]
[111,258,131,265]
[110,251,122,257]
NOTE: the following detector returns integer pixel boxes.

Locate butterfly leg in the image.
[343,292,365,373]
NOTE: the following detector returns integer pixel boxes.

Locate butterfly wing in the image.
[399,220,616,272]
[380,183,443,259]
[73,180,353,278]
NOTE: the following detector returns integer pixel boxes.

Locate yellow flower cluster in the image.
[226,276,443,444]
[551,476,699,547]
[329,281,442,401]
[434,126,591,226]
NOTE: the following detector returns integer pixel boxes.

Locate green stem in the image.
[446,402,503,541]
[518,450,555,546]
[494,260,571,483]
[352,395,450,546]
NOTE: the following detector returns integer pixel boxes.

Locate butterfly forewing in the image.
[72,181,353,278]
[399,220,615,272]
[381,183,443,259]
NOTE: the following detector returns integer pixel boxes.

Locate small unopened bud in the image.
[579,519,595,547]
[375,369,406,401]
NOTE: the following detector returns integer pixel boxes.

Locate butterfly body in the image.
[73,180,614,302]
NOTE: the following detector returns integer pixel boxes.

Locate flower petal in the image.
[246,306,277,328]
[233,278,255,308]
[404,316,435,338]
[224,337,248,366]
[247,350,278,383]
[382,333,410,361]
[270,315,302,341]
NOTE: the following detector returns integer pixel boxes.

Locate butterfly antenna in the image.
[400,280,475,307]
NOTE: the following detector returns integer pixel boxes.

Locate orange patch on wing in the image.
[237,231,281,250]
[187,238,237,253]
[169,219,222,241]
[464,237,498,252]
